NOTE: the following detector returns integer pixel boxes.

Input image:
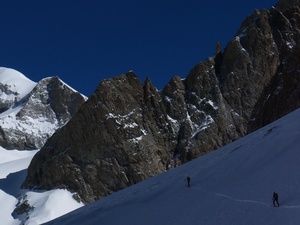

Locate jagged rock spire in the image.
[216,41,222,55]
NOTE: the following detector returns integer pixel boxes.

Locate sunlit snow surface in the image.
[0,67,36,101]
[45,108,300,225]
[0,147,83,225]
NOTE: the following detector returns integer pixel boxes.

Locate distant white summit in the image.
[0,67,36,101]
[0,66,86,150]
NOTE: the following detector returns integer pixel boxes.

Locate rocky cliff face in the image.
[23,0,300,203]
[248,1,300,130]
[0,69,86,150]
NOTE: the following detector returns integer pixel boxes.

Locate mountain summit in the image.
[0,67,36,112]
[23,0,300,203]
[0,67,86,150]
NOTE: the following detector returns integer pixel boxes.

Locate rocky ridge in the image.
[23,0,300,203]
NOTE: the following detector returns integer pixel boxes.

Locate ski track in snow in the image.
[191,185,300,209]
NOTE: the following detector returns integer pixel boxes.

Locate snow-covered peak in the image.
[39,76,87,100]
[0,68,87,150]
[0,67,36,101]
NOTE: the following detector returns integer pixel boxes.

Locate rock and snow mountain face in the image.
[23,0,300,203]
[3,99,300,225]
[0,67,87,150]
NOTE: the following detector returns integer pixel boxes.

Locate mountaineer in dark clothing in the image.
[273,192,279,207]
[186,176,191,187]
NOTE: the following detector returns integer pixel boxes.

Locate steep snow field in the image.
[2,108,300,224]
[44,108,300,225]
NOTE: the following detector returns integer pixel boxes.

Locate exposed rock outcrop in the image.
[23,73,175,202]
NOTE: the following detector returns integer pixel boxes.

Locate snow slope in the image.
[0,147,83,225]
[44,108,300,225]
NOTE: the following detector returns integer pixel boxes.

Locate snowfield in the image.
[2,108,300,224]
[0,147,83,225]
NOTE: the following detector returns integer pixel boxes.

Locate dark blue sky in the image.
[0,0,277,96]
